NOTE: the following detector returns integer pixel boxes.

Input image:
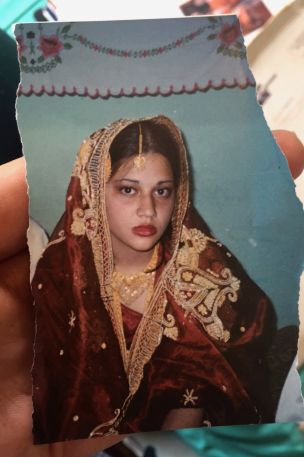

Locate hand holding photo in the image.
[15,15,304,444]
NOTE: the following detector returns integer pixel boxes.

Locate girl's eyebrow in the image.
[113,178,139,183]
[157,180,174,185]
[113,178,174,185]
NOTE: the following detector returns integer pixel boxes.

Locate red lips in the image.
[132,225,157,237]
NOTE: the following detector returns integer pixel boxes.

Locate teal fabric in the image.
[177,368,304,456]
[0,29,19,90]
[177,424,304,457]
[0,0,45,37]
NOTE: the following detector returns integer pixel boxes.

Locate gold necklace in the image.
[112,244,159,307]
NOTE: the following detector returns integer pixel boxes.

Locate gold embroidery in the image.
[89,408,121,437]
[71,208,85,236]
[186,227,210,251]
[68,310,76,330]
[72,138,92,179]
[89,394,133,437]
[182,388,199,406]
[71,208,97,240]
[164,327,178,341]
[167,225,241,343]
[182,271,194,282]
[176,226,216,268]
[83,209,98,240]
[45,230,66,249]
[162,313,179,341]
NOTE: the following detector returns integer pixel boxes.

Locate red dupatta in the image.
[32,115,277,443]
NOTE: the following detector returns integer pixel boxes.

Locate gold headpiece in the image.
[133,123,146,169]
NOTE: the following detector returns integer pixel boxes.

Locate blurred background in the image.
[1,0,302,159]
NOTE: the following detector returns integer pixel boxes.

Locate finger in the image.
[0,157,28,261]
[272,130,304,179]
[0,250,33,456]
[24,435,125,457]
[46,435,125,457]
[0,249,124,457]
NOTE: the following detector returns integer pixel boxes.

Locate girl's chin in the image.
[127,237,160,253]
[129,241,157,253]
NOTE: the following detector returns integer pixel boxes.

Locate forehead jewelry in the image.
[133,123,146,169]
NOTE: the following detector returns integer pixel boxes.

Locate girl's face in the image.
[105,152,176,257]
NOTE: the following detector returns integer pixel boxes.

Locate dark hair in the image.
[109,120,181,184]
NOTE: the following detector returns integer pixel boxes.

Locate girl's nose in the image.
[137,194,156,218]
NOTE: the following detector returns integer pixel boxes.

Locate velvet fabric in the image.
[32,116,280,444]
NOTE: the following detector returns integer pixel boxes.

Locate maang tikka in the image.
[105,122,145,182]
[133,123,146,169]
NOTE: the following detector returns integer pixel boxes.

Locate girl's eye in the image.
[120,186,136,195]
[155,188,172,197]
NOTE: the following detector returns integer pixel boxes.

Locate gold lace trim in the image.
[163,313,179,341]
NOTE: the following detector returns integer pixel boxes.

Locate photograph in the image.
[180,0,271,35]
[15,15,304,443]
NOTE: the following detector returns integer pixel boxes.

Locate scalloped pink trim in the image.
[18,79,255,99]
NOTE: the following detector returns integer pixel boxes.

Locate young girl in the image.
[32,114,278,443]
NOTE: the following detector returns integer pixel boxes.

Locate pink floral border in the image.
[16,19,246,74]
[18,78,255,99]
